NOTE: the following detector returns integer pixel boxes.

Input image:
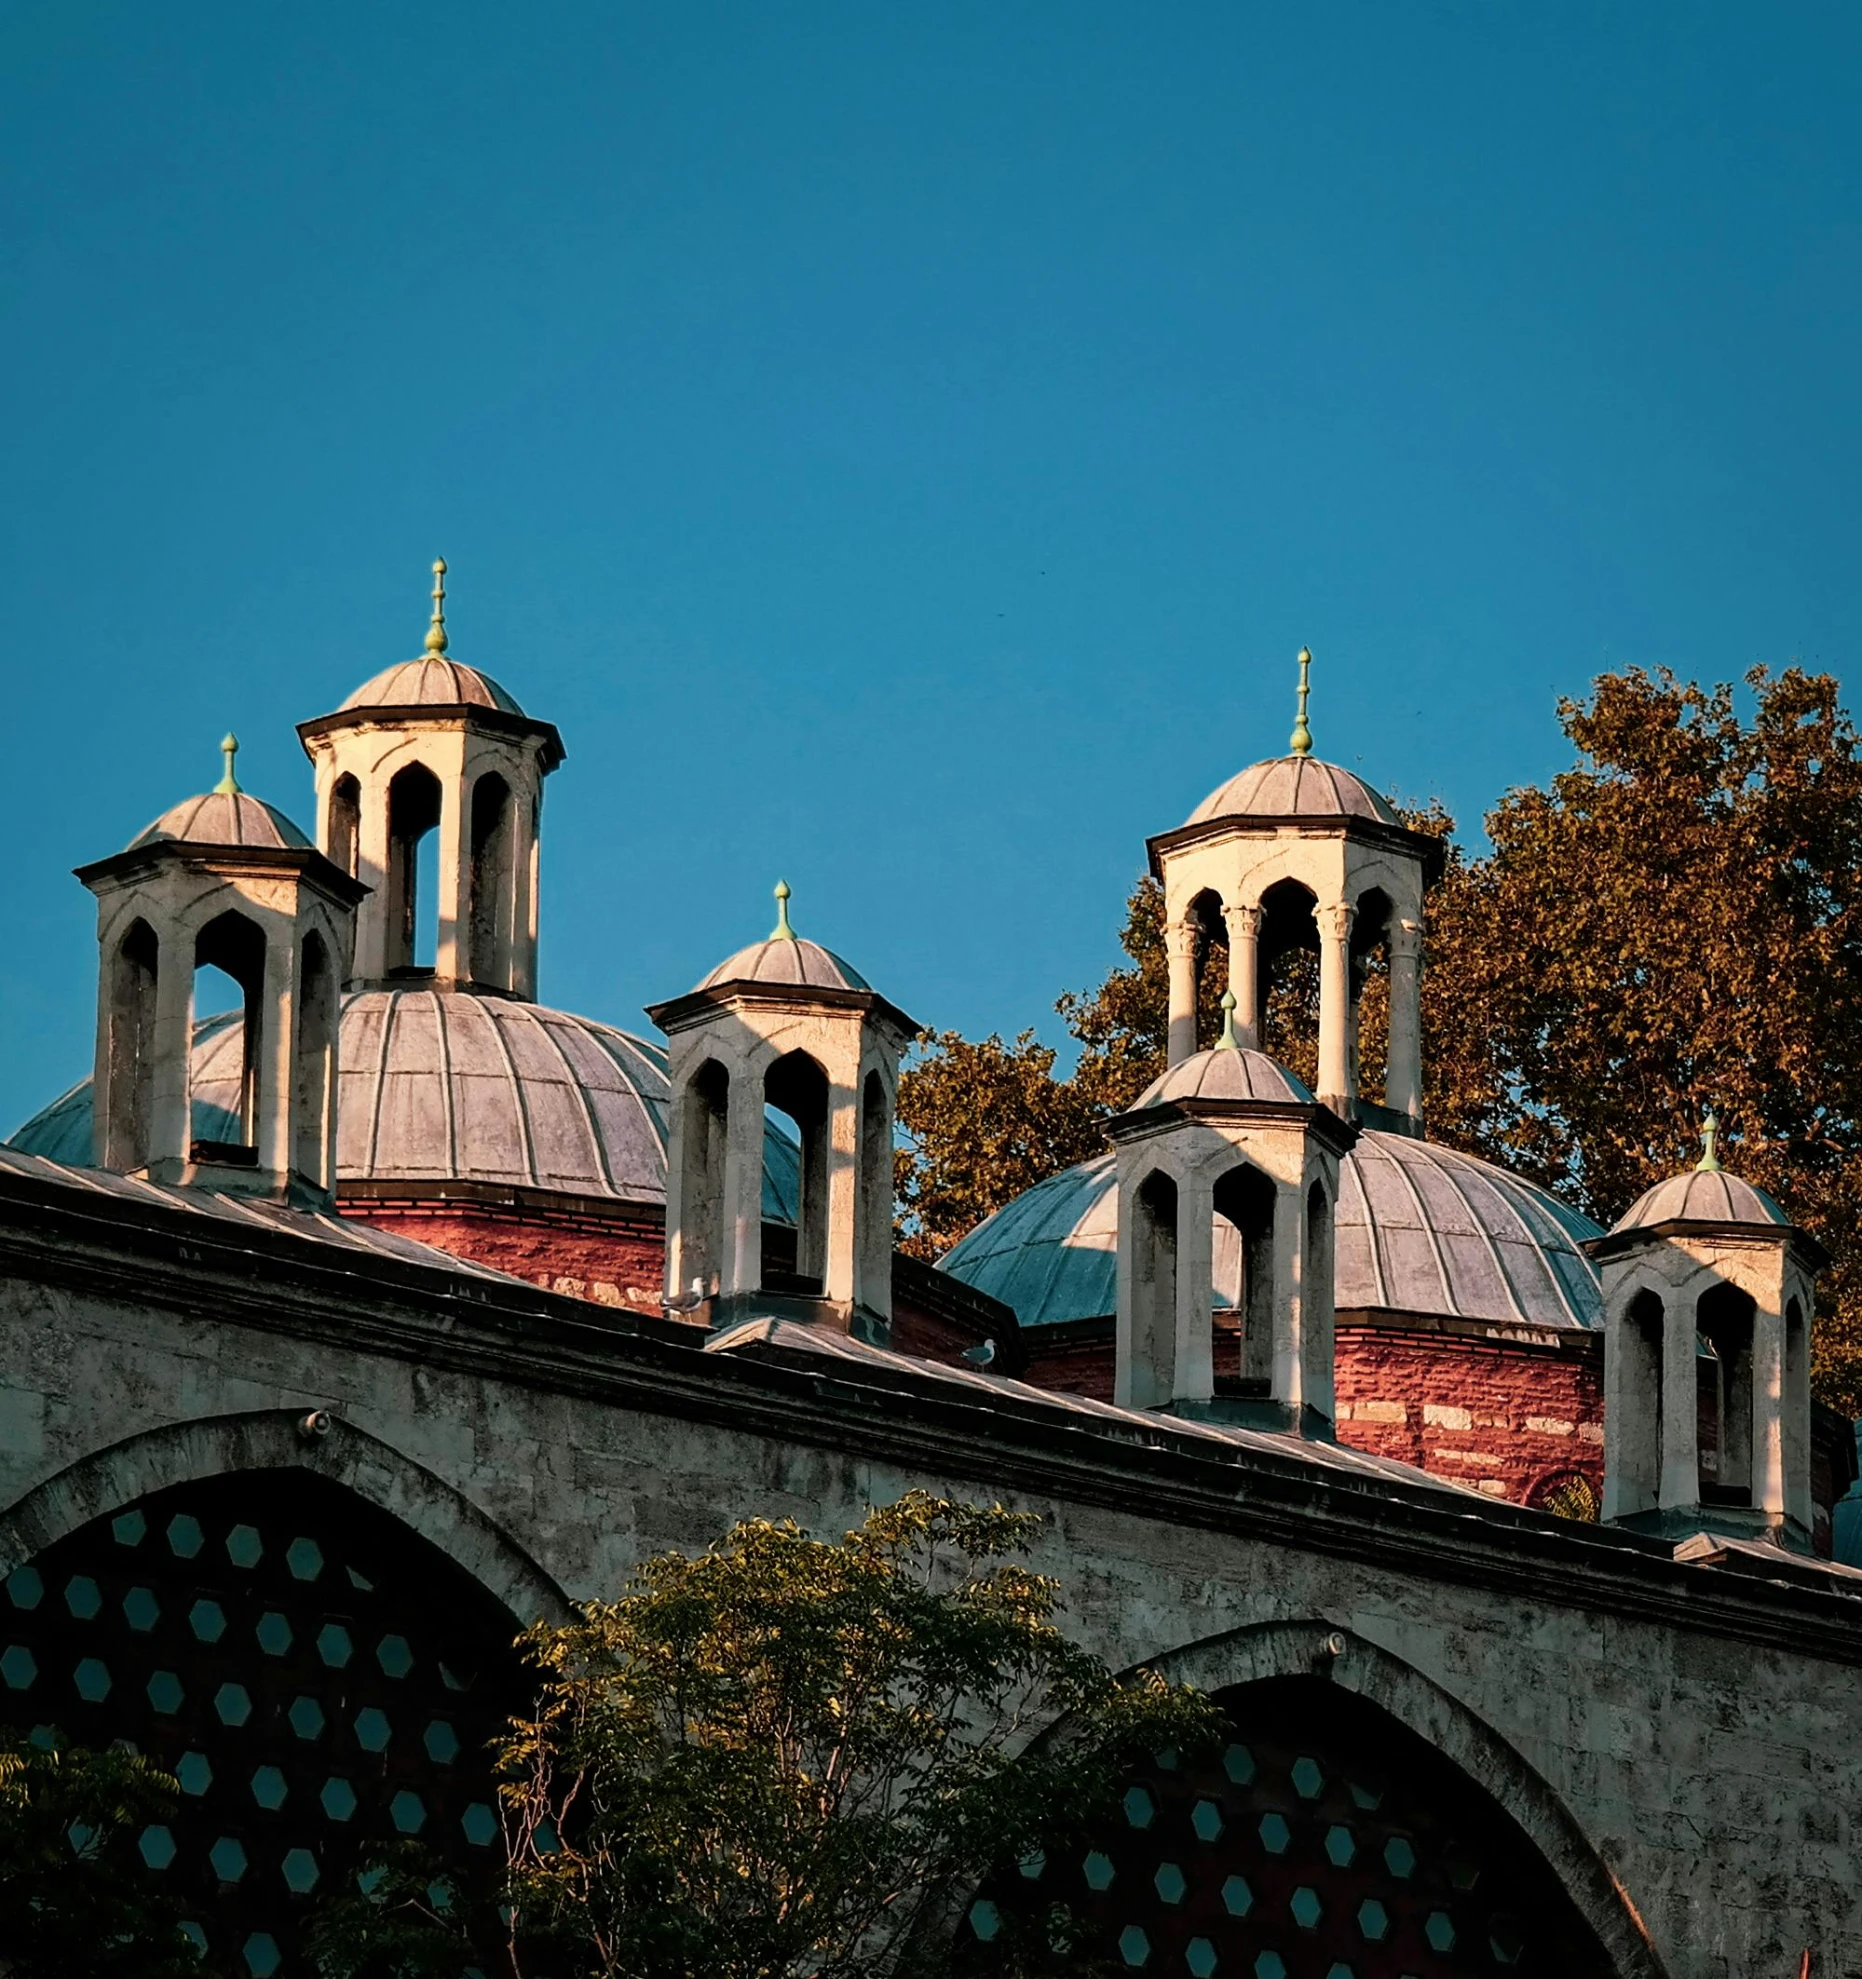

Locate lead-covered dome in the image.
[9,989,800,1218]
[1131,1047,1315,1108]
[939,1131,1604,1333]
[1612,1167,1789,1235]
[1188,755,1401,829]
[340,658,525,716]
[131,790,312,853]
[696,882,870,993]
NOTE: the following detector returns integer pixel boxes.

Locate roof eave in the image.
[1109,1096,1359,1158]
[1146,812,1449,883]
[646,981,921,1044]
[1583,1217,1831,1273]
[296,704,567,772]
[74,840,371,908]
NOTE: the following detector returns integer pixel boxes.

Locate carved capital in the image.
[1388,917,1424,964]
[1165,919,1201,963]
[1223,903,1264,945]
[1317,900,1356,945]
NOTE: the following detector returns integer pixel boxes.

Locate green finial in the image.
[1696,1103,1723,1173]
[770,879,796,941]
[1289,646,1313,757]
[424,558,448,654]
[214,732,242,796]
[1216,988,1240,1050]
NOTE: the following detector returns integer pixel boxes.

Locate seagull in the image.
[663,1277,709,1316]
[961,1337,996,1370]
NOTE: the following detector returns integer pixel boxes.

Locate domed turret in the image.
[297,560,564,998]
[131,738,313,852]
[1186,754,1401,829]
[1587,1107,1824,1551]
[697,884,870,992]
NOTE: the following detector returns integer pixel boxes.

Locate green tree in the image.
[895,665,1862,1409]
[0,1733,198,1979]
[493,1492,1217,1979]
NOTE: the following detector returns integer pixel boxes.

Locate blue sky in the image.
[3,2,1859,1132]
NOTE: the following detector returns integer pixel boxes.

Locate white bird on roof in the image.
[961,1337,996,1369]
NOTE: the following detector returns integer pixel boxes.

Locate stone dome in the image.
[131,790,313,853]
[939,1131,1605,1332]
[1612,1167,1789,1235]
[1132,1046,1315,1109]
[8,988,801,1218]
[340,658,525,716]
[698,937,870,994]
[1188,755,1401,829]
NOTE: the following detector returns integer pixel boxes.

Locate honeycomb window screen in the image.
[0,1471,524,1974]
[963,1676,1611,1976]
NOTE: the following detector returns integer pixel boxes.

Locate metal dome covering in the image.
[1187,755,1401,829]
[340,658,526,717]
[938,1131,1605,1332]
[698,937,870,994]
[1612,1167,1789,1235]
[8,990,801,1220]
[131,790,313,853]
[1132,1046,1316,1109]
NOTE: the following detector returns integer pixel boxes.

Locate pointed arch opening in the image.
[292,930,338,1191]
[1348,886,1394,1104]
[676,1059,731,1304]
[1129,1169,1179,1408]
[1185,887,1229,1052]
[765,1050,831,1289]
[1211,1161,1275,1389]
[327,773,361,881]
[1615,1287,1666,1515]
[468,771,515,989]
[385,762,443,976]
[1697,1280,1756,1505]
[857,1068,892,1314]
[1257,878,1320,1091]
[104,918,160,1169]
[192,911,267,1163]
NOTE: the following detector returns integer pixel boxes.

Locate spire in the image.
[1696,1103,1723,1173]
[424,558,448,655]
[214,733,241,796]
[770,879,796,941]
[1216,988,1240,1050]
[1289,647,1313,757]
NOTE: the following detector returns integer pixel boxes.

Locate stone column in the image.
[354,771,393,983]
[822,1078,859,1306]
[1316,900,1356,1112]
[1165,918,1200,1067]
[1172,1171,1215,1405]
[1271,1178,1305,1416]
[1751,1298,1786,1521]
[148,929,194,1177]
[1658,1305,1700,1513]
[434,756,469,985]
[1223,904,1263,1049]
[253,923,294,1185]
[1385,917,1424,1128]
[720,1073,766,1299]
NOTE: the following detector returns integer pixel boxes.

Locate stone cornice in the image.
[1582,1217,1832,1274]
[1109,1097,1360,1160]
[295,703,567,772]
[645,980,920,1047]
[1147,812,1450,884]
[73,840,371,908]
[3,1163,1862,1667]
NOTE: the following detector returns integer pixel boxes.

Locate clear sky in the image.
[3,2,1859,1133]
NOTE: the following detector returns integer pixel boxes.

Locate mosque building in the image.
[2,566,1860,1976]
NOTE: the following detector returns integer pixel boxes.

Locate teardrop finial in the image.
[770,879,795,941]
[1216,988,1240,1050]
[214,732,242,796]
[424,558,449,654]
[1696,1103,1723,1173]
[1289,647,1313,757]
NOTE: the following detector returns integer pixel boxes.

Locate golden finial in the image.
[1289,647,1313,757]
[424,558,449,655]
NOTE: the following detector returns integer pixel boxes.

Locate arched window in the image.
[1185,889,1229,1052]
[0,1471,525,1972]
[193,912,267,1163]
[966,1675,1617,1972]
[676,1060,731,1303]
[1529,1470,1601,1522]
[1305,1174,1332,1338]
[1257,879,1320,1092]
[327,775,361,882]
[765,1051,831,1289]
[293,932,338,1191]
[1211,1163,1274,1389]
[104,919,160,1169]
[467,772,515,988]
[385,763,443,975]
[1348,887,1394,1106]
[1615,1287,1666,1514]
[1129,1170,1179,1408]
[1697,1281,1756,1505]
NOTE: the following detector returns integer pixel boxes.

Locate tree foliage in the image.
[492,1492,1217,1979]
[896,665,1862,1409]
[0,1733,197,1978]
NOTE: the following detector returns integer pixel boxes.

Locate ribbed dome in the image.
[939,1132,1604,1333]
[1613,1167,1789,1235]
[1132,1047,1315,1108]
[341,659,525,716]
[1188,755,1400,829]
[8,990,801,1219]
[131,790,313,853]
[699,938,870,994]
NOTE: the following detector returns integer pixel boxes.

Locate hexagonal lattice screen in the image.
[965,1675,1610,1975]
[0,1470,523,1971]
